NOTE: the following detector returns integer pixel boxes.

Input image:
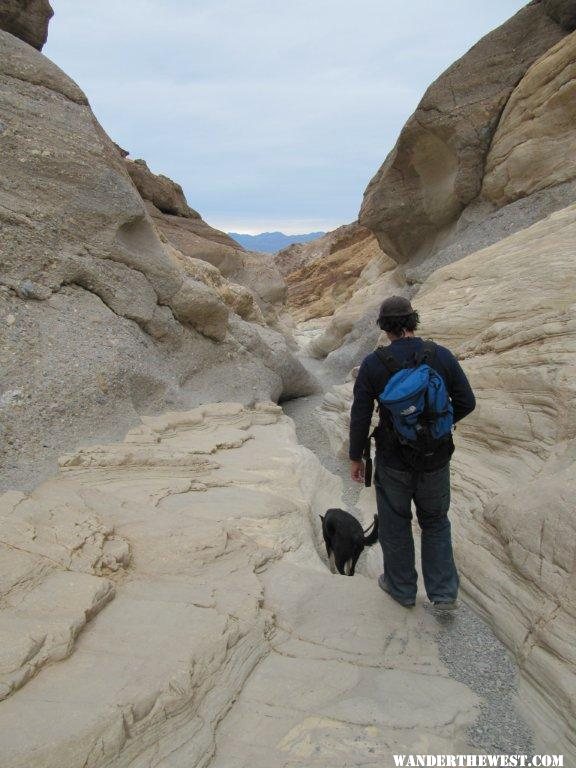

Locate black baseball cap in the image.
[378,295,414,319]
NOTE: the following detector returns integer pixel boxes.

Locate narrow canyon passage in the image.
[207,341,536,765]
[0,332,554,768]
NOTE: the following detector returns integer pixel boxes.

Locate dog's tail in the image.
[363,514,379,546]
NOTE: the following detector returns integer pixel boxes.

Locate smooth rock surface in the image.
[482,31,576,207]
[0,403,481,767]
[0,31,315,489]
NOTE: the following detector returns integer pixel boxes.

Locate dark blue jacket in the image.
[349,337,476,469]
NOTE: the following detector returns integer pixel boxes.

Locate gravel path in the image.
[282,350,535,755]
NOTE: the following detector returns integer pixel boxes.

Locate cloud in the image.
[46,0,528,232]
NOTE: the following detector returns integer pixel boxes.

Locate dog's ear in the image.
[319,514,324,521]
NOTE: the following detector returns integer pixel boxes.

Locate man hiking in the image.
[349,296,476,610]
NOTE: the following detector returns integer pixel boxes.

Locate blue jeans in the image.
[374,454,459,604]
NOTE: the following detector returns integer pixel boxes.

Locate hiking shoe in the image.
[433,600,458,613]
[378,574,415,608]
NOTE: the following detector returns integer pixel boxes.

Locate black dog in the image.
[319,508,379,576]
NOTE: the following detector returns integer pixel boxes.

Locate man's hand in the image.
[350,460,365,484]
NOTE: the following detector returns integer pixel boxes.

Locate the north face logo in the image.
[401,405,418,416]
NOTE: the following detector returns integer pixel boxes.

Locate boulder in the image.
[145,201,288,327]
[226,316,320,400]
[166,246,265,325]
[169,278,230,341]
[359,3,566,263]
[0,0,53,50]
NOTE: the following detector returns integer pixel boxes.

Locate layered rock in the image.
[124,158,202,220]
[0,403,481,767]
[274,222,369,277]
[307,250,404,364]
[281,225,385,322]
[0,31,315,490]
[359,2,575,272]
[482,31,576,208]
[273,222,402,366]
[0,484,127,701]
[316,204,576,753]
[419,203,576,753]
[0,0,53,50]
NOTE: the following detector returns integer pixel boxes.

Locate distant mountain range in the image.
[227,231,326,254]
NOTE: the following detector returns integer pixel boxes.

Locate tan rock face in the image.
[284,227,384,322]
[318,205,576,752]
[274,221,369,277]
[0,403,480,767]
[0,33,179,306]
[307,251,403,359]
[482,31,576,208]
[418,203,576,753]
[0,0,53,50]
[358,4,566,263]
[0,32,316,489]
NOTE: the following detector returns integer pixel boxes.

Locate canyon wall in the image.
[311,6,576,371]
[317,203,576,752]
[359,1,576,278]
[279,225,388,325]
[312,4,576,751]
[0,20,315,490]
[421,206,576,752]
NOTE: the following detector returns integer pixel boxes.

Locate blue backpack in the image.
[375,341,454,465]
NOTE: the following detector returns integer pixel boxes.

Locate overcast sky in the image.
[45,1,527,234]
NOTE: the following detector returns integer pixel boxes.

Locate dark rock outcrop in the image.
[0,0,53,50]
[124,158,201,219]
[543,0,576,30]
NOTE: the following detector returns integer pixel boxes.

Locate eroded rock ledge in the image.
[0,403,479,767]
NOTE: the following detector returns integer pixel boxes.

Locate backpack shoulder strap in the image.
[416,340,437,366]
[374,346,402,375]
